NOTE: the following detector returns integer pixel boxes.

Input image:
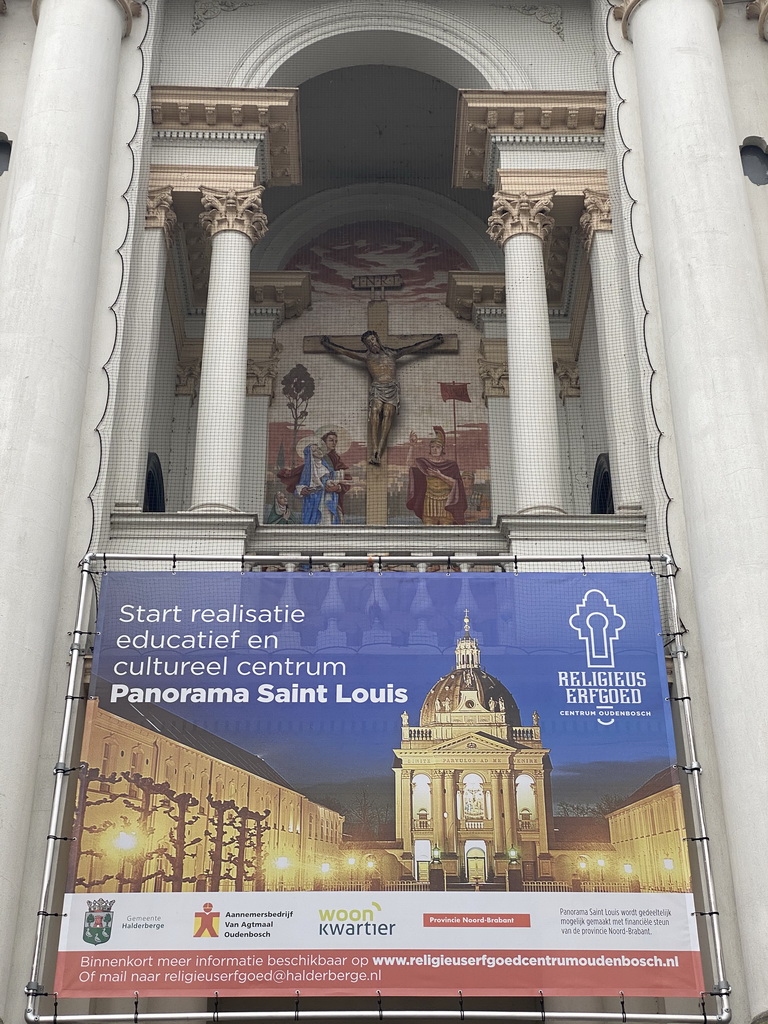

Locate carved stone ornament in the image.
[145,186,177,248]
[478,358,509,400]
[32,0,141,36]
[192,0,260,33]
[176,361,201,400]
[579,189,612,252]
[246,344,282,399]
[487,190,555,246]
[613,0,723,38]
[494,4,564,40]
[199,186,268,245]
[554,359,580,401]
[747,0,768,40]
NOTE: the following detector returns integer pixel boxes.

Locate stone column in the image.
[190,187,268,512]
[491,770,505,852]
[111,187,176,509]
[487,190,566,513]
[401,770,413,855]
[432,771,446,850]
[0,0,135,1014]
[623,0,768,1016]
[580,190,644,511]
[444,770,457,854]
[501,771,516,848]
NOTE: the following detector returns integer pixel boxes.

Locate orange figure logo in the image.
[193,902,220,938]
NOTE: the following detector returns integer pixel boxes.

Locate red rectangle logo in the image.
[423,913,531,928]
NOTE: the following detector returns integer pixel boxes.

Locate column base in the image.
[187,502,243,514]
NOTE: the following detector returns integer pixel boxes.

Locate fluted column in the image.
[190,187,268,511]
[623,0,768,1016]
[111,188,176,509]
[580,190,644,511]
[0,0,135,1015]
[444,770,457,854]
[487,190,566,513]
[491,770,505,852]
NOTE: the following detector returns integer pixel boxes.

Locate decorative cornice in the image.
[145,186,177,248]
[579,189,612,252]
[747,0,768,41]
[613,0,723,39]
[150,86,301,186]
[554,359,580,401]
[199,186,268,245]
[32,0,141,36]
[453,90,606,189]
[487,189,555,245]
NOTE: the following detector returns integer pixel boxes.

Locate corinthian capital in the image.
[145,186,177,248]
[487,190,555,246]
[579,189,612,252]
[199,186,268,245]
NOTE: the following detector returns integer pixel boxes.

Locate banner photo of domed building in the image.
[55,572,703,999]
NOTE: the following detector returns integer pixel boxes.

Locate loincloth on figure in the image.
[368,379,400,412]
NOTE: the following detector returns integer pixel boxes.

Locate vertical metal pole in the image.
[662,558,730,1017]
[26,557,95,1013]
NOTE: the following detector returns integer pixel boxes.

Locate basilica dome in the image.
[420,614,521,727]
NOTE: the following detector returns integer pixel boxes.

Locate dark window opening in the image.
[143,452,166,513]
[591,453,614,515]
[0,135,11,176]
[741,141,768,186]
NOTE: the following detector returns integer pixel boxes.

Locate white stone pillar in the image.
[580,190,644,511]
[487,191,566,513]
[623,1,768,1015]
[111,187,176,509]
[0,0,134,1014]
[190,187,268,512]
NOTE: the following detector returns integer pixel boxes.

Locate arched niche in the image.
[252,184,503,273]
[227,2,531,91]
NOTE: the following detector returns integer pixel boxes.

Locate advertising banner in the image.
[55,572,703,998]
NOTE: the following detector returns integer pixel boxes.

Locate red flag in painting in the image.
[440,382,471,403]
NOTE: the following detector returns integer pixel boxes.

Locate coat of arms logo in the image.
[83,898,115,945]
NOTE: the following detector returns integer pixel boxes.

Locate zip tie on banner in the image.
[620,991,627,1024]
[241,554,246,575]
[675,762,702,774]
[63,694,87,701]
[458,991,464,1021]
[133,992,139,1024]
[538,990,545,1023]
[212,992,219,1024]
[580,554,587,575]
[37,910,64,918]
[308,556,313,575]
[101,553,108,573]
[378,555,383,575]
[514,554,519,575]
[171,554,177,574]
[700,992,708,1024]
[52,992,58,1024]
[648,554,655,574]
[295,991,301,1021]
[377,990,383,1021]
[45,834,71,843]
[446,555,452,575]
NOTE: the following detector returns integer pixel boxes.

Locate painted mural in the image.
[264,222,491,526]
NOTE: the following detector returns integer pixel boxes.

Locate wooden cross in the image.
[304,300,458,525]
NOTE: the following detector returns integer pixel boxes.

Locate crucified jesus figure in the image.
[320,329,444,465]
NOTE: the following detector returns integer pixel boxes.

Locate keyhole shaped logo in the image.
[569,590,626,668]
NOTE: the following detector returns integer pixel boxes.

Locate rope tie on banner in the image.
[580,554,587,575]
[446,555,452,575]
[538,990,545,1023]
[133,992,139,1024]
[45,834,70,843]
[171,554,177,574]
[675,762,702,775]
[700,992,708,1024]
[212,992,219,1024]
[458,991,464,1021]
[647,554,655,574]
[101,553,108,573]
[295,991,301,1021]
[377,990,383,1021]
[37,910,64,918]
[378,555,383,575]
[241,554,246,575]
[63,694,87,702]
[308,557,313,575]
[620,991,627,1024]
[52,992,58,1024]
[53,762,86,776]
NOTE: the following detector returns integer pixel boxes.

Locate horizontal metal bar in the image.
[85,552,672,566]
[25,1010,730,1024]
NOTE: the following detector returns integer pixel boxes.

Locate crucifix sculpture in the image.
[304,300,458,467]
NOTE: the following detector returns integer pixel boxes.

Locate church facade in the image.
[2,0,768,1022]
